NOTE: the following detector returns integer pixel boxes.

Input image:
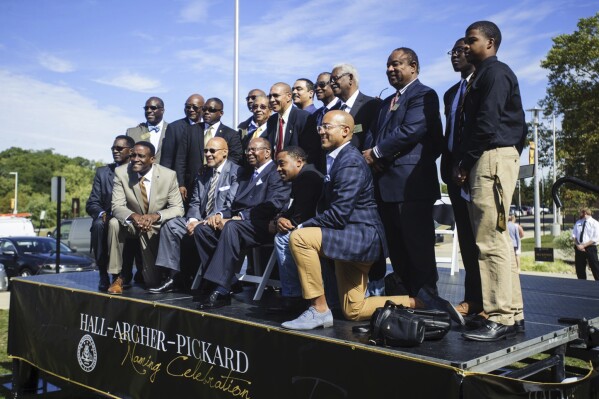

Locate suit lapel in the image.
[350,93,363,118]
[285,108,295,145]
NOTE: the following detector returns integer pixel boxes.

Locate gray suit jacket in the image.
[126,121,169,164]
[187,160,241,220]
[111,163,184,233]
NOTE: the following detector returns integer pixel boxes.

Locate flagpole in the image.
[233,0,239,128]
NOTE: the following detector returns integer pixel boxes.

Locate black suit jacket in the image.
[281,164,323,225]
[440,81,461,184]
[349,92,381,150]
[160,117,193,170]
[266,107,310,151]
[86,163,117,219]
[175,122,243,191]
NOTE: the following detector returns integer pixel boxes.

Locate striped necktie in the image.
[205,170,220,215]
[139,176,149,213]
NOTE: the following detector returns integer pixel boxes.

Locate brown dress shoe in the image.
[107,276,124,295]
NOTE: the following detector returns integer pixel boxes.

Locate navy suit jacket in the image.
[86,163,117,219]
[440,81,461,184]
[348,92,381,150]
[302,144,387,263]
[266,107,310,150]
[175,122,243,190]
[365,79,443,203]
[160,117,193,171]
[187,160,241,220]
[222,161,290,227]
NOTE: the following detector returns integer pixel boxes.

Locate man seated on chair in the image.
[193,137,291,309]
[281,111,420,330]
[107,141,185,294]
[269,146,331,314]
[149,137,241,293]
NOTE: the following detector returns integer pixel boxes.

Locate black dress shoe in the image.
[465,314,487,330]
[462,319,517,342]
[515,319,525,334]
[198,291,231,310]
[98,273,110,292]
[148,278,179,294]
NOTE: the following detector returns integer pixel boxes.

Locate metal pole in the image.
[551,113,561,236]
[528,107,542,248]
[9,172,18,214]
[56,177,61,274]
[233,0,239,128]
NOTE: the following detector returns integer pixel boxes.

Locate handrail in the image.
[551,177,599,209]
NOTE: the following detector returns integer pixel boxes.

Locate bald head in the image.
[319,110,354,150]
[246,137,272,168]
[184,93,205,122]
[269,83,293,115]
[205,137,228,168]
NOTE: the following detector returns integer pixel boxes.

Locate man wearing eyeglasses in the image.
[149,137,241,293]
[160,94,205,171]
[241,95,272,155]
[440,38,482,319]
[193,137,290,309]
[126,97,169,164]
[292,78,317,114]
[238,89,267,138]
[329,64,380,151]
[175,97,242,204]
[300,72,342,173]
[86,135,136,291]
[266,82,310,156]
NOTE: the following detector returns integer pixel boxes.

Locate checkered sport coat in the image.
[302,144,388,262]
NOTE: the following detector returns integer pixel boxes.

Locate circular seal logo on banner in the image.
[77,334,97,372]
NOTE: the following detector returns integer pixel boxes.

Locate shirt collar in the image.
[138,165,154,181]
[254,159,273,175]
[344,90,360,109]
[214,159,227,174]
[205,121,221,132]
[279,103,292,122]
[326,97,339,110]
[327,141,351,161]
[148,120,165,131]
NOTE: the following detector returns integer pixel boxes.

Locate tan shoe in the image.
[455,301,484,316]
[107,276,124,295]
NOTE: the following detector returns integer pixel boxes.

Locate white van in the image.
[0,217,36,237]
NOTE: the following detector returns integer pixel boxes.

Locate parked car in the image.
[0,217,36,237]
[48,217,93,258]
[509,205,522,217]
[0,236,96,280]
[521,206,533,216]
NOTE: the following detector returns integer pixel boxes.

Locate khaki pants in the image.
[468,147,523,325]
[289,227,410,321]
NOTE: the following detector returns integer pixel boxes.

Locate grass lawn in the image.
[521,235,558,252]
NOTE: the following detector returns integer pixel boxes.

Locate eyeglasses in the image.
[252,104,269,110]
[201,106,222,113]
[246,95,257,101]
[111,146,130,152]
[447,47,466,56]
[184,104,201,111]
[315,81,330,89]
[203,148,224,154]
[330,73,350,83]
[245,147,268,153]
[317,124,348,132]
[143,105,163,111]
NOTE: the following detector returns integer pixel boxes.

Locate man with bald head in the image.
[194,137,290,309]
[282,111,417,330]
[160,94,205,170]
[126,96,169,164]
[266,82,310,156]
[238,88,267,138]
[150,137,241,293]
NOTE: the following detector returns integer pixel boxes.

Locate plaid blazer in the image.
[302,144,387,262]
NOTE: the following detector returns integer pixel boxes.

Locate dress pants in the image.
[289,227,411,321]
[378,200,438,297]
[107,218,161,287]
[91,217,138,279]
[575,245,599,280]
[468,147,523,325]
[155,217,188,272]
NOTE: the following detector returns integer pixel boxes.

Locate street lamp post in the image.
[527,107,542,248]
[9,172,18,214]
[550,113,561,236]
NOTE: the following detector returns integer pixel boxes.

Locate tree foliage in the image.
[540,13,599,188]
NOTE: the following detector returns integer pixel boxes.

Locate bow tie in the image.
[148,125,160,132]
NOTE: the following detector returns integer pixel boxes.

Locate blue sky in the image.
[1,0,596,164]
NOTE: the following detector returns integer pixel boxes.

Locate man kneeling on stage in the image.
[282,111,418,330]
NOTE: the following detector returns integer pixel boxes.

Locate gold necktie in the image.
[139,176,149,213]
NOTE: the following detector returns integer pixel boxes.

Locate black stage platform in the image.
[7,269,599,399]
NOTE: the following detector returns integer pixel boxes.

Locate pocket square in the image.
[256,179,263,186]
[219,185,230,191]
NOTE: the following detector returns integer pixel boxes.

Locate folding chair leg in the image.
[252,252,278,301]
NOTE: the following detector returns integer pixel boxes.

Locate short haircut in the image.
[332,63,359,87]
[467,20,502,50]
[147,96,164,108]
[206,97,224,110]
[392,47,420,73]
[296,78,314,92]
[135,141,156,156]
[115,135,135,148]
[272,82,292,94]
[281,146,307,162]
[253,137,271,151]
[317,72,331,80]
[580,207,592,216]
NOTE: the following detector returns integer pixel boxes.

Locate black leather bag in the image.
[368,301,451,347]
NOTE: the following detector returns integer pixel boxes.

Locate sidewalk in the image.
[0,292,9,310]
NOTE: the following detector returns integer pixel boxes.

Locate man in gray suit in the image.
[107,141,184,294]
[150,137,241,293]
[126,97,169,164]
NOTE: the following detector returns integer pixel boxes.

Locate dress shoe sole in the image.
[462,330,517,342]
[198,302,230,310]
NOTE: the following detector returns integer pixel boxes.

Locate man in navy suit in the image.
[241,94,271,155]
[194,137,291,309]
[175,98,243,203]
[363,47,444,298]
[238,88,266,137]
[160,94,205,170]
[150,137,241,293]
[266,82,310,157]
[282,111,417,330]
[86,135,136,291]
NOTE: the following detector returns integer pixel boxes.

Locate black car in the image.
[0,236,97,279]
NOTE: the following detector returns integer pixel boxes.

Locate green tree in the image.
[540,13,599,187]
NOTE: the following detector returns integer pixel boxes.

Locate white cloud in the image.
[178,0,210,23]
[0,69,136,163]
[38,53,75,73]
[95,72,164,93]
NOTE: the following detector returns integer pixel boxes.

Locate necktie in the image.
[204,125,214,147]
[148,125,160,133]
[580,220,587,243]
[277,117,284,153]
[457,72,476,140]
[340,103,349,112]
[205,170,220,215]
[449,79,467,152]
[252,125,264,140]
[389,90,400,111]
[247,123,257,138]
[250,169,260,183]
[139,176,149,213]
